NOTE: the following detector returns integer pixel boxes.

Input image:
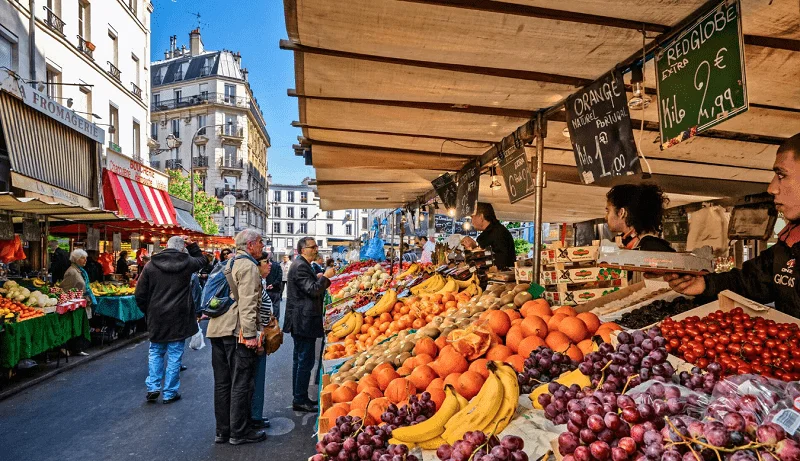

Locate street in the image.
[0,301,319,461]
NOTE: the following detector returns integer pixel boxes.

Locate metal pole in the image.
[389,212,396,276]
[29,0,36,82]
[533,112,546,283]
[190,138,195,216]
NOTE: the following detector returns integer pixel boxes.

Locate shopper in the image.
[461,202,516,270]
[311,255,325,275]
[207,229,266,445]
[263,255,283,323]
[61,249,97,356]
[251,251,275,429]
[666,133,800,318]
[281,255,291,295]
[605,183,674,252]
[135,236,206,404]
[284,237,334,412]
[48,241,70,282]
[220,248,234,261]
[116,251,131,279]
[84,250,104,283]
[418,236,435,264]
[198,253,217,287]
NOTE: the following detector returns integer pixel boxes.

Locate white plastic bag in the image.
[189,328,205,350]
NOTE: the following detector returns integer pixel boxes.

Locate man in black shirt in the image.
[461,203,516,270]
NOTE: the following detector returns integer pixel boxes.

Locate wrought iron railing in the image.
[215,188,249,200]
[130,82,142,99]
[218,158,244,169]
[218,126,244,138]
[43,7,65,35]
[192,156,209,168]
[150,92,248,112]
[76,36,94,59]
[150,160,161,169]
[107,62,121,81]
[165,159,183,170]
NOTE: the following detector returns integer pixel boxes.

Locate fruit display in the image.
[311,415,420,461]
[518,346,580,394]
[0,280,59,308]
[592,287,673,318]
[436,433,528,461]
[660,307,800,381]
[617,297,695,330]
[90,281,136,296]
[0,297,45,322]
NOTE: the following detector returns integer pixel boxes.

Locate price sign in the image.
[499,145,535,204]
[455,160,480,219]
[566,70,641,185]
[656,0,747,149]
[431,173,457,210]
[434,214,454,234]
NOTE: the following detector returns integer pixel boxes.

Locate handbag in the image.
[261,317,283,355]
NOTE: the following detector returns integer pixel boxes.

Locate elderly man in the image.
[135,236,207,404]
[207,229,266,445]
[284,237,335,412]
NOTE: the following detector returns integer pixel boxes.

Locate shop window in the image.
[273,222,280,233]
[108,103,119,144]
[287,207,294,219]
[300,207,307,219]
[287,222,294,234]
[326,224,333,235]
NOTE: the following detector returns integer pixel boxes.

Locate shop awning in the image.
[103,170,177,226]
[0,193,121,222]
[175,209,204,233]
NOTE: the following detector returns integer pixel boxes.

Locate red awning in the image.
[103,170,177,226]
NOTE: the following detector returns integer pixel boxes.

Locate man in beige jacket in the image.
[207,229,266,445]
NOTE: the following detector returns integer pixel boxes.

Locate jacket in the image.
[134,242,207,343]
[702,240,800,319]
[264,261,283,293]
[61,264,86,293]
[206,250,262,339]
[50,248,71,282]
[284,256,331,339]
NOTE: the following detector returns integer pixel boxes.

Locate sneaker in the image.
[229,430,267,445]
[180,365,187,372]
[250,418,270,429]
[146,391,160,402]
[214,434,229,444]
[77,351,89,356]
[292,401,318,412]
[163,394,182,404]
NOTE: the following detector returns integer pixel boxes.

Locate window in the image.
[326,224,333,235]
[224,83,236,103]
[152,93,160,107]
[174,89,182,103]
[224,145,237,165]
[240,210,247,225]
[150,122,158,141]
[273,222,281,233]
[131,54,139,87]
[108,30,118,67]
[287,191,295,203]
[272,206,280,218]
[300,223,307,234]
[109,104,119,143]
[300,207,307,219]
[0,35,14,72]
[326,211,334,219]
[170,119,180,138]
[273,190,281,202]
[78,1,90,40]
[197,114,207,135]
[154,67,166,85]
[287,207,294,219]
[286,222,294,234]
[128,0,137,15]
[346,224,352,235]
[300,192,307,203]
[132,121,140,158]
[362,217,368,231]
[46,67,61,101]
[224,114,237,135]
[287,238,293,249]
[223,176,237,190]
[199,83,208,99]
[47,0,61,16]
[317,240,323,247]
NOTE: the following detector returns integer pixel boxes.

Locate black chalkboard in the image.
[566,70,641,185]
[662,207,689,243]
[431,173,457,210]
[499,145,535,204]
[455,160,480,220]
[655,0,747,149]
[455,218,479,237]
[434,214,454,234]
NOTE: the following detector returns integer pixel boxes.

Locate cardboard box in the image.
[544,286,622,306]
[541,245,598,265]
[670,290,800,325]
[540,266,626,285]
[597,239,713,275]
[516,266,533,282]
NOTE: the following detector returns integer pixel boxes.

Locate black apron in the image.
[770,241,800,319]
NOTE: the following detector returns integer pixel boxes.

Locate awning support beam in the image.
[533,113,546,283]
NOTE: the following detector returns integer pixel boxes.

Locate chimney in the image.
[242,68,248,82]
[164,51,170,59]
[190,28,204,56]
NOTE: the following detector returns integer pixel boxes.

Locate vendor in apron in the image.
[666,133,800,319]
[605,183,675,253]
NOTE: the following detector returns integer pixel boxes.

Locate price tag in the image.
[455,160,480,219]
[773,409,800,436]
[499,145,535,204]
[397,289,409,298]
[431,173,458,210]
[356,302,375,314]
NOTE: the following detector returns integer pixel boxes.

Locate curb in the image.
[0,332,149,401]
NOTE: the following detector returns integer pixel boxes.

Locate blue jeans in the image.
[251,352,267,420]
[292,335,317,404]
[146,340,185,399]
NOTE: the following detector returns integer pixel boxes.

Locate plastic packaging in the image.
[626,379,710,419]
[188,328,205,350]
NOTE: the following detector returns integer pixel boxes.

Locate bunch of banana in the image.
[389,385,463,448]
[441,361,520,444]
[330,311,363,339]
[397,263,420,279]
[455,273,480,289]
[363,289,397,317]
[32,278,47,288]
[409,274,445,295]
[434,277,459,295]
[458,277,483,298]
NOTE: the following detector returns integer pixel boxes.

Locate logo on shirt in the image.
[775,259,796,287]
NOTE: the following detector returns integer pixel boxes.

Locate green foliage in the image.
[505,222,522,229]
[514,238,531,256]
[167,169,223,235]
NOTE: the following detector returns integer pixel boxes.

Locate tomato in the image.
[728,343,742,354]
[684,352,697,363]
[718,335,731,345]
[703,338,716,349]
[742,343,756,359]
[767,325,780,337]
[707,324,720,334]
[778,330,792,341]
[715,343,727,354]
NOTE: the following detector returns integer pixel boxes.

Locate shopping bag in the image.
[189,328,205,350]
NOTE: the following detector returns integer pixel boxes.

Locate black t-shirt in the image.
[636,236,675,252]
[476,221,516,270]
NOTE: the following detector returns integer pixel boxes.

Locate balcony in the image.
[131,82,142,99]
[199,65,212,77]
[165,159,183,170]
[107,62,121,82]
[218,126,244,145]
[192,156,209,169]
[150,92,248,112]
[43,7,65,36]
[215,188,249,200]
[218,157,244,171]
[76,36,94,60]
[150,160,161,169]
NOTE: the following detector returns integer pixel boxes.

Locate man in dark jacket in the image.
[135,235,207,404]
[263,257,283,322]
[284,237,334,412]
[667,133,800,318]
[48,241,70,282]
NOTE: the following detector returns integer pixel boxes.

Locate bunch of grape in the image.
[436,432,528,461]
[381,393,437,431]
[578,328,674,393]
[678,362,722,394]
[312,416,419,461]
[518,346,580,394]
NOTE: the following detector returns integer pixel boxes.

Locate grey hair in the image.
[297,236,315,253]
[235,229,262,251]
[69,249,88,264]
[166,236,187,252]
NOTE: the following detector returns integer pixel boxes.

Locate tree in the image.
[514,238,531,256]
[166,169,223,235]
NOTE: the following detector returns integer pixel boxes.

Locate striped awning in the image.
[102,170,177,226]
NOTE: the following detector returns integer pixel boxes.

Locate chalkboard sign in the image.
[566,70,641,185]
[499,145,535,204]
[434,214,454,234]
[655,0,747,149]
[455,160,480,219]
[455,218,479,237]
[431,173,457,210]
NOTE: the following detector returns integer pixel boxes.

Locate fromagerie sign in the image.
[566,70,640,185]
[655,0,747,149]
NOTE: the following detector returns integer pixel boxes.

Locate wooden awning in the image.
[283,0,800,222]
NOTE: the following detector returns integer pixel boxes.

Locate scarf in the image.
[622,230,639,250]
[779,222,800,247]
[77,264,97,306]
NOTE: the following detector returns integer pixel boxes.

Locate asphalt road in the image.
[0,301,321,461]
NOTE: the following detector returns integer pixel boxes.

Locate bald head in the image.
[778,133,800,158]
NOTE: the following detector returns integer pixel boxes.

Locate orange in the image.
[505,354,525,373]
[564,344,584,362]
[559,316,589,343]
[342,380,358,392]
[357,375,380,393]
[415,353,435,366]
[576,312,601,335]
[522,299,552,318]
[379,313,392,323]
[505,325,525,353]
[511,318,524,327]
[427,387,446,410]
[443,372,462,389]
[485,310,512,336]
[468,358,490,379]
[456,371,485,400]
[485,344,513,361]
[503,309,521,322]
[577,339,595,355]
[426,377,445,393]
[545,331,571,352]
[408,365,438,390]
[553,305,578,317]
[520,316,548,339]
[547,313,568,333]
[518,335,546,359]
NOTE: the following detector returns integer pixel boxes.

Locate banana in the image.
[410,274,437,295]
[530,368,591,409]
[411,274,443,295]
[455,392,469,410]
[417,436,447,450]
[364,289,397,317]
[442,364,505,444]
[397,263,419,279]
[455,277,473,289]
[331,313,358,338]
[331,311,354,331]
[483,361,520,435]
[347,312,363,339]
[435,278,458,295]
[391,385,461,443]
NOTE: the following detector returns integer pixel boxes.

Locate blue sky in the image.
[150,0,313,185]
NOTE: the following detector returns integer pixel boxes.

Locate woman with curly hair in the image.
[605,183,675,252]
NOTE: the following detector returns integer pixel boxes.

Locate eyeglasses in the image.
[307,245,318,249]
